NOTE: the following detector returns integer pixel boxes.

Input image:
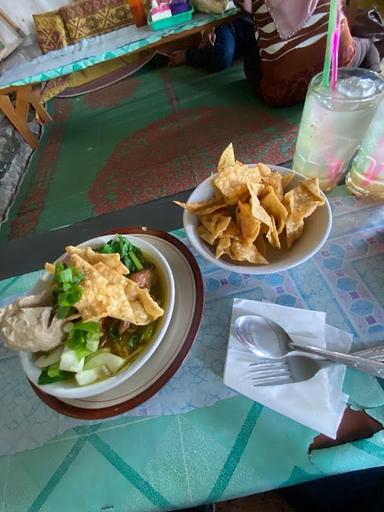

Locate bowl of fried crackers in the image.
[176,144,332,275]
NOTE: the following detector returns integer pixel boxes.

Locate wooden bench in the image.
[0,9,239,149]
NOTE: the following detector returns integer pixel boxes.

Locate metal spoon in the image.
[234,315,384,379]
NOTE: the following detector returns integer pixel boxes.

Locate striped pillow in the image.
[60,0,133,43]
[252,0,355,106]
[33,10,70,53]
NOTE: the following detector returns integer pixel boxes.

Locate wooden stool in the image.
[0,84,52,149]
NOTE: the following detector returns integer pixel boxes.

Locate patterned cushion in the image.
[33,10,70,54]
[60,0,133,43]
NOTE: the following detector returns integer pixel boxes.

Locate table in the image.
[0,7,239,149]
[1,185,384,511]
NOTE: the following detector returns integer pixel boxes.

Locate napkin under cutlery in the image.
[224,298,353,439]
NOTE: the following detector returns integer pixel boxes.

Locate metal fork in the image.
[247,343,384,386]
[248,356,337,387]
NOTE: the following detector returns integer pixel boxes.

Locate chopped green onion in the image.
[58,268,73,283]
[53,264,84,319]
[38,368,72,385]
[128,333,140,350]
[96,235,145,272]
[74,346,92,360]
[47,362,61,378]
[65,321,103,358]
[129,250,143,271]
[141,323,155,343]
[58,285,83,307]
[56,305,76,319]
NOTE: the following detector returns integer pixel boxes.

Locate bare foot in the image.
[168,50,187,67]
[199,29,216,48]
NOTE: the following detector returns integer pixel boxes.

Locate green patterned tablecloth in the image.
[1,187,384,511]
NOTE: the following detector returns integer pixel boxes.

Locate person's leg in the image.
[351,37,382,72]
[228,17,262,93]
[185,23,236,72]
[231,17,257,58]
[243,50,262,91]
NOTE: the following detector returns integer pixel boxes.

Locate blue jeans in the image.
[186,17,256,72]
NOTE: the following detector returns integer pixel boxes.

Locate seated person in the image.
[169,15,257,72]
[234,0,381,106]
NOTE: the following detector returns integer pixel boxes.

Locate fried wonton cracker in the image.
[174,198,227,216]
[216,235,232,259]
[93,261,127,286]
[266,215,281,249]
[67,256,113,319]
[248,183,273,229]
[255,234,267,258]
[45,262,56,274]
[282,177,324,249]
[260,185,288,235]
[200,212,232,239]
[68,254,121,322]
[261,172,284,200]
[236,201,260,244]
[217,143,235,173]
[70,254,164,324]
[257,163,272,177]
[197,212,232,245]
[213,162,262,205]
[125,280,164,325]
[197,225,216,245]
[229,239,268,265]
[66,246,128,275]
[282,172,295,189]
[222,219,242,240]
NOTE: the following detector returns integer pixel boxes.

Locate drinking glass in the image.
[346,96,384,199]
[293,68,384,191]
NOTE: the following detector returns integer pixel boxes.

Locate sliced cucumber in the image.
[75,365,111,386]
[35,345,63,368]
[84,352,125,374]
[59,346,85,373]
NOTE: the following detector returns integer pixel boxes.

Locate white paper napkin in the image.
[223,299,353,439]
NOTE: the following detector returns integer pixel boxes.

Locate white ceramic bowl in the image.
[183,165,332,275]
[19,234,175,399]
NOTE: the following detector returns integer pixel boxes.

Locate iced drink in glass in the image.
[293,68,384,191]
[346,96,384,199]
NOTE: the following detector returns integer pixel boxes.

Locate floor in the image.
[216,491,296,511]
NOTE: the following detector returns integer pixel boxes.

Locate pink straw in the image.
[330,0,342,90]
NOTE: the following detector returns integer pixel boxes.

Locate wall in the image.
[0,1,69,50]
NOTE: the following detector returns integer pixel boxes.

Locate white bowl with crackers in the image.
[13,234,175,399]
[177,144,332,275]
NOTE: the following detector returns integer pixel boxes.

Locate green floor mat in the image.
[1,63,303,241]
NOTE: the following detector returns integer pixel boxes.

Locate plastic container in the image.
[148,6,193,31]
[128,0,147,27]
[171,0,190,15]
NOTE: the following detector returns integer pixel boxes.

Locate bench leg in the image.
[0,84,52,149]
[0,92,39,149]
[31,85,53,124]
